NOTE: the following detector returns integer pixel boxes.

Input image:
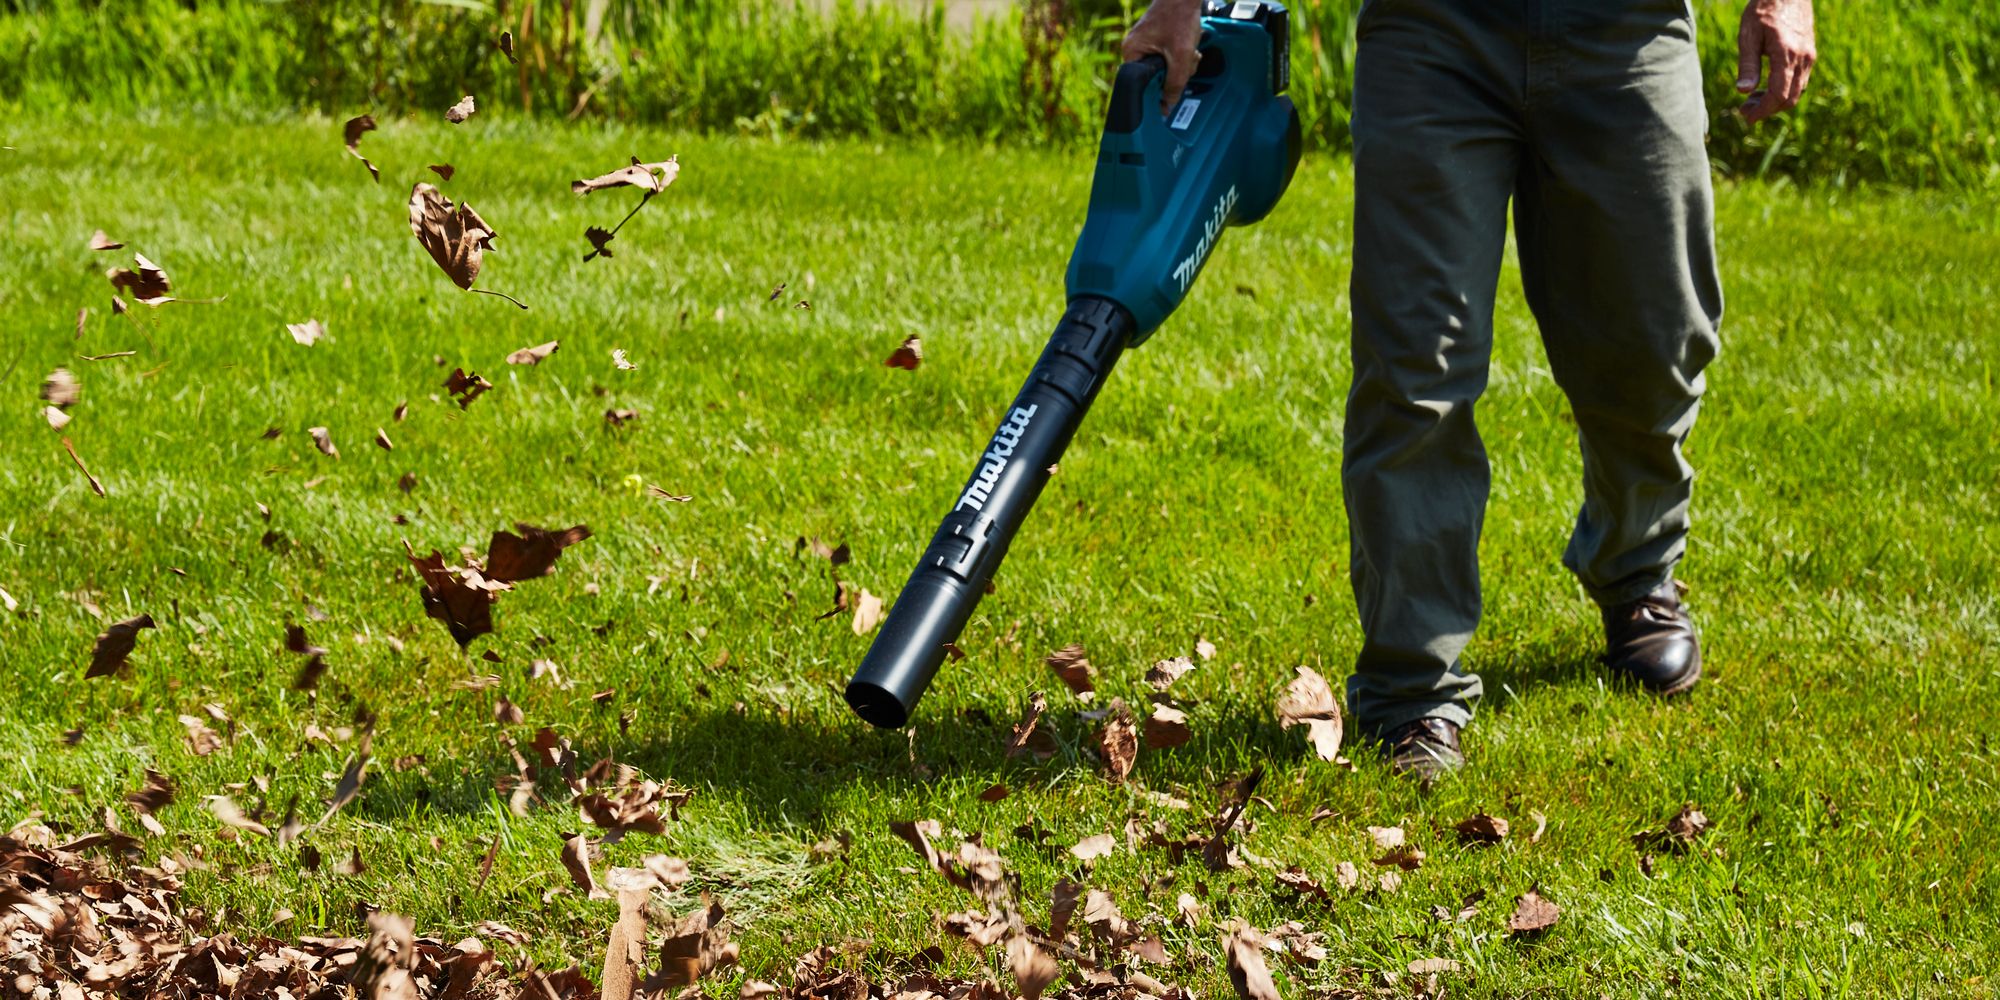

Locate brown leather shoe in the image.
[1601,579,1701,695]
[1382,717,1464,780]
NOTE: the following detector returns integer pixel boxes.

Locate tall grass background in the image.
[0,0,1994,187]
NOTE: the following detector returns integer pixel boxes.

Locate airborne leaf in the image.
[1098,698,1139,783]
[884,336,922,370]
[1275,665,1343,760]
[89,229,124,251]
[1143,703,1191,749]
[499,30,517,63]
[1225,927,1281,1000]
[86,613,155,678]
[408,183,525,307]
[407,545,503,647]
[1007,935,1058,1000]
[851,589,884,636]
[287,319,327,346]
[1003,691,1057,760]
[106,252,173,305]
[41,368,80,408]
[429,163,456,181]
[445,95,477,123]
[1046,643,1095,698]
[486,523,593,582]
[572,156,682,195]
[444,367,495,408]
[63,438,106,497]
[309,426,339,458]
[506,340,560,365]
[343,114,380,182]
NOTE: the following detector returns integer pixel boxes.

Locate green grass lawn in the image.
[2,114,1997,997]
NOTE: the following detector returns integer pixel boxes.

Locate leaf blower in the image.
[845,0,1302,728]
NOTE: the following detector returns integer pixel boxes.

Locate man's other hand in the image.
[1736,0,1816,123]
[1122,0,1205,115]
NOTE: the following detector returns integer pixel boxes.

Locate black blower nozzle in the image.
[845,298,1134,728]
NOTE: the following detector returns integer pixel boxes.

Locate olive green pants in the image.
[1343,0,1724,733]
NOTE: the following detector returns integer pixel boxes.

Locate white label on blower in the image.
[1171,98,1201,130]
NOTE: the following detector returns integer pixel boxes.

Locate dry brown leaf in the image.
[494,694,524,724]
[1507,888,1560,935]
[287,319,326,346]
[601,884,649,1000]
[444,367,495,408]
[1367,825,1404,850]
[612,348,637,370]
[1455,813,1510,845]
[1275,665,1343,760]
[41,367,80,408]
[89,229,124,251]
[1225,927,1281,1000]
[320,736,372,827]
[408,547,503,647]
[1146,655,1195,690]
[1194,636,1217,660]
[1143,703,1191,749]
[977,783,1009,802]
[86,613,154,677]
[884,336,922,370]
[487,522,592,582]
[429,163,455,181]
[1069,833,1116,862]
[645,894,737,989]
[408,184,524,307]
[42,406,70,430]
[1006,935,1057,1000]
[572,156,682,195]
[851,589,884,636]
[1634,803,1711,852]
[1004,691,1057,760]
[647,485,692,502]
[125,769,175,817]
[375,427,393,451]
[205,794,270,836]
[1098,698,1139,783]
[63,437,106,497]
[105,252,172,304]
[506,340,560,365]
[343,114,380,182]
[498,31,516,62]
[1046,643,1095,698]
[561,831,608,899]
[1407,957,1460,975]
[1371,845,1424,870]
[179,714,223,756]
[445,95,477,123]
[309,426,339,458]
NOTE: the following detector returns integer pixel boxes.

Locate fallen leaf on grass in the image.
[287,319,326,345]
[1456,813,1510,845]
[572,156,682,195]
[1507,888,1560,935]
[612,348,637,370]
[1144,704,1191,749]
[1070,833,1116,862]
[179,714,223,756]
[1408,957,1460,975]
[1099,698,1139,783]
[884,336,922,370]
[1046,643,1095,698]
[444,367,495,408]
[889,818,1009,900]
[1633,803,1710,852]
[1225,927,1281,1000]
[602,879,649,1000]
[89,229,124,251]
[506,340,560,365]
[309,427,339,457]
[445,95,477,123]
[408,183,525,307]
[1147,655,1195,690]
[86,613,154,677]
[487,523,593,582]
[977,783,1009,802]
[1275,665,1343,760]
[343,114,380,182]
[1367,825,1404,850]
[1371,845,1424,870]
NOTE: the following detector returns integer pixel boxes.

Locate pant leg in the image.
[1512,0,1724,606]
[1344,0,1527,734]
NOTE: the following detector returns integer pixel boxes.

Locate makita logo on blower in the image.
[1170,185,1239,292]
[955,404,1039,512]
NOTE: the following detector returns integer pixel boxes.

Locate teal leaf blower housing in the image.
[846,0,1301,728]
